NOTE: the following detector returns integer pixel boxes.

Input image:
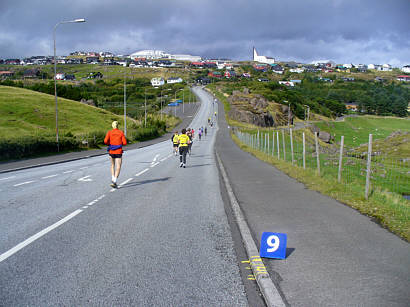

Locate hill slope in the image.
[0,85,131,138]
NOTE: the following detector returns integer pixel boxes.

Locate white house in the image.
[378,64,392,71]
[253,47,275,64]
[289,68,305,73]
[401,65,410,73]
[367,64,376,70]
[278,81,294,87]
[151,77,165,87]
[343,64,353,69]
[55,73,65,80]
[167,77,183,84]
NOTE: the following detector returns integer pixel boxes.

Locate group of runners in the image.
[104,116,214,187]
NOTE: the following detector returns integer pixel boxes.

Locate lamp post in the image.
[53,18,85,151]
[124,70,127,136]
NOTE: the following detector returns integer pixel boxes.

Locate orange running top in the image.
[104,129,127,154]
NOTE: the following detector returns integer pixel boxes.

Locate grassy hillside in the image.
[0,85,132,139]
[315,116,410,149]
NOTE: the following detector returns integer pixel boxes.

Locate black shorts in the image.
[109,153,122,159]
[173,144,179,148]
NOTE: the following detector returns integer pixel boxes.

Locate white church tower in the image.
[253,47,275,64]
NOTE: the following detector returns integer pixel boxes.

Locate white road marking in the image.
[160,156,169,162]
[13,181,35,187]
[119,178,133,187]
[110,189,116,192]
[0,209,83,263]
[135,168,149,177]
[63,170,74,174]
[78,175,92,182]
[82,206,88,209]
[152,154,160,162]
[0,176,16,181]
[150,162,160,168]
[80,166,88,169]
[42,174,58,179]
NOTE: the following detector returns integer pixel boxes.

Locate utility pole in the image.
[123,70,127,136]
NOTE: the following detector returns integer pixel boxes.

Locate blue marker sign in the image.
[260,232,287,259]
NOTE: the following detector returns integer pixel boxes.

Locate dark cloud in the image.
[0,0,409,65]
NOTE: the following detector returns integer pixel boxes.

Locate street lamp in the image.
[53,18,85,151]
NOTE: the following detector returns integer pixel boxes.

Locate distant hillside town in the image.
[0,48,409,85]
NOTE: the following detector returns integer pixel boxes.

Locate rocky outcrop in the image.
[80,98,96,107]
[227,88,290,127]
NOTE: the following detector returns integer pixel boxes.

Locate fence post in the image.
[365,134,373,200]
[272,132,275,157]
[290,128,294,165]
[257,130,260,148]
[267,133,270,155]
[303,132,306,169]
[315,132,320,175]
[282,130,286,161]
[276,131,280,159]
[338,136,344,183]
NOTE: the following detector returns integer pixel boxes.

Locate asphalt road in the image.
[0,89,250,306]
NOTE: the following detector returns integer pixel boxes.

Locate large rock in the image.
[318,131,333,143]
[228,107,274,127]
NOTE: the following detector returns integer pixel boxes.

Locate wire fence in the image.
[233,128,410,200]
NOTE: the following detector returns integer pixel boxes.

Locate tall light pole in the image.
[54,18,85,151]
[123,70,127,136]
[144,88,147,127]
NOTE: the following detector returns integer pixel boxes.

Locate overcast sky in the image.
[1,0,409,66]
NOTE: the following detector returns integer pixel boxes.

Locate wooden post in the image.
[267,133,270,155]
[315,132,320,175]
[365,134,373,200]
[276,131,280,159]
[303,132,306,169]
[282,130,286,161]
[272,132,275,157]
[290,128,294,165]
[338,136,344,183]
[257,130,260,149]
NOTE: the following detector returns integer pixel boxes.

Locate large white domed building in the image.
[129,49,201,61]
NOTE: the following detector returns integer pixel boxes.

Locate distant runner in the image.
[187,128,193,155]
[172,131,179,156]
[198,127,202,140]
[204,127,207,136]
[104,121,127,188]
[178,128,191,168]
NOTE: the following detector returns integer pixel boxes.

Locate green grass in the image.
[315,116,410,148]
[232,132,410,242]
[0,85,130,138]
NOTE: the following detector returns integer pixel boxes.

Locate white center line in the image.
[42,174,58,179]
[0,176,16,181]
[152,154,160,163]
[136,168,149,177]
[13,181,35,187]
[63,170,74,174]
[160,157,168,162]
[150,162,160,168]
[78,175,92,182]
[80,166,88,169]
[0,209,83,263]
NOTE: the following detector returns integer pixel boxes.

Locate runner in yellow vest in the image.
[178,128,191,168]
[171,131,179,156]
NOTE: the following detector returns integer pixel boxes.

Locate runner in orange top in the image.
[104,121,127,188]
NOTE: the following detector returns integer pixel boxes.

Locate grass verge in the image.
[231,133,410,242]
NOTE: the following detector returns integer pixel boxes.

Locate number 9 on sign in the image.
[260,232,287,259]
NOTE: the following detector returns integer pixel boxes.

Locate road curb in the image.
[215,151,286,307]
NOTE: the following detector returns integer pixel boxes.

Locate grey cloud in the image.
[0,0,409,65]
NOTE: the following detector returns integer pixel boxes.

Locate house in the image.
[374,76,385,82]
[242,72,251,78]
[289,68,304,73]
[396,75,410,82]
[278,81,295,87]
[55,73,65,80]
[86,56,100,64]
[271,64,284,74]
[167,77,183,84]
[5,59,20,65]
[196,76,210,84]
[258,78,270,82]
[151,77,165,87]
[23,69,40,78]
[318,77,333,83]
[0,71,14,78]
[224,70,236,78]
[341,77,355,82]
[190,62,204,68]
[345,102,358,112]
[65,74,76,80]
[401,65,410,73]
[253,63,269,72]
[290,79,302,84]
[87,72,103,79]
[208,71,223,78]
[378,64,392,71]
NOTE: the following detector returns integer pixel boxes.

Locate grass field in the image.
[0,85,130,138]
[315,116,410,149]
